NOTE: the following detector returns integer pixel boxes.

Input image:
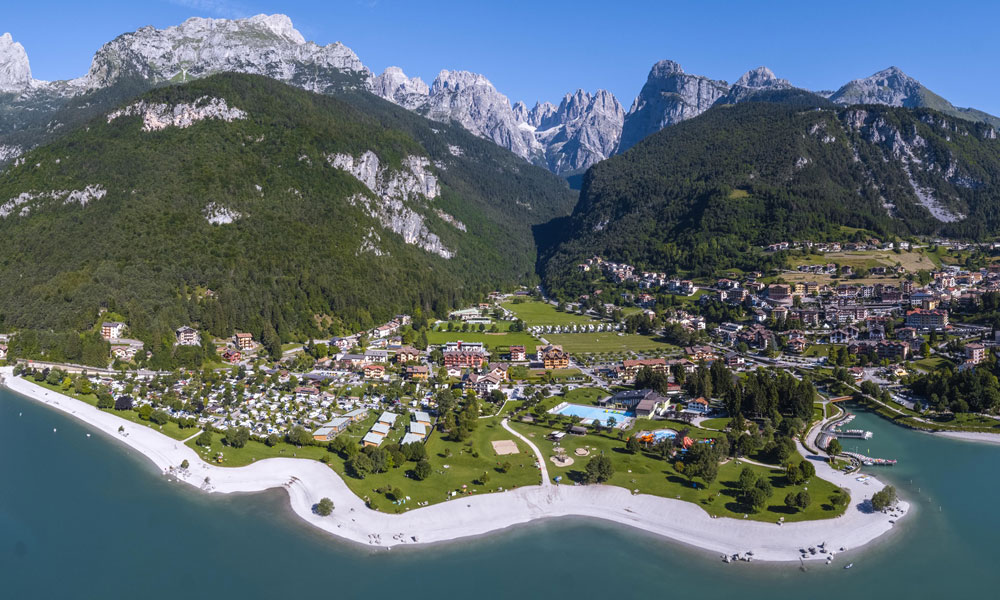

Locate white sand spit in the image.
[2,368,907,561]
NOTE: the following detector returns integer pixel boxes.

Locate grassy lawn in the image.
[188,415,542,512]
[509,419,846,523]
[700,417,731,430]
[526,368,583,382]
[425,329,538,351]
[911,356,952,372]
[501,301,599,326]
[804,344,835,358]
[544,333,676,354]
[926,412,1000,430]
[31,379,197,441]
[672,288,712,304]
[563,387,609,405]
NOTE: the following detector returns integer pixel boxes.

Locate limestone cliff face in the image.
[617,60,728,152]
[369,66,429,110]
[830,67,925,107]
[0,33,32,92]
[715,66,794,104]
[525,89,625,174]
[106,96,247,131]
[327,151,457,258]
[82,14,368,92]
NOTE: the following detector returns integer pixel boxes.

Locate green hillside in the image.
[0,74,575,347]
[542,101,1000,298]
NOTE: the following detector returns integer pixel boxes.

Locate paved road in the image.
[501,418,550,486]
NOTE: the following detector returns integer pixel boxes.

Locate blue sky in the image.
[5,0,999,115]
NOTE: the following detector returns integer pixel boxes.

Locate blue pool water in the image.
[553,403,633,427]
[651,429,676,442]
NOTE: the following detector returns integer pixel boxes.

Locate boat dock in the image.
[842,451,897,466]
[834,428,873,440]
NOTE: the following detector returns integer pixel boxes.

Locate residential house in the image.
[443,341,489,368]
[877,340,910,361]
[965,343,986,365]
[537,344,570,369]
[294,386,320,401]
[685,397,710,414]
[175,326,200,346]
[400,432,423,445]
[621,358,667,379]
[405,365,430,381]
[768,284,792,303]
[221,348,242,364]
[111,345,137,361]
[394,346,421,363]
[344,408,368,422]
[684,345,715,361]
[488,363,509,381]
[363,364,386,379]
[234,332,254,350]
[362,432,384,447]
[312,417,350,442]
[509,345,527,362]
[464,372,502,396]
[377,412,399,427]
[407,422,428,440]
[786,337,807,353]
[364,349,389,363]
[101,321,126,340]
[905,308,949,331]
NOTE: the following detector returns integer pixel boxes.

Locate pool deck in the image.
[548,401,634,429]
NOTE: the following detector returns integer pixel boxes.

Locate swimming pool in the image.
[552,403,633,428]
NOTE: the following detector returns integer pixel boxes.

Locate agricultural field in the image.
[425,329,538,351]
[501,300,600,326]
[543,333,677,354]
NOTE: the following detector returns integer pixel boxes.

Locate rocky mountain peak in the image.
[0,33,33,92]
[649,59,685,78]
[370,66,429,110]
[413,70,541,162]
[618,59,728,152]
[81,13,368,91]
[734,66,790,89]
[829,66,923,107]
[430,69,496,94]
[242,14,306,44]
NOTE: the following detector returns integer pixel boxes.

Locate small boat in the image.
[844,563,854,569]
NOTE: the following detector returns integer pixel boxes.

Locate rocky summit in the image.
[0,33,33,92]
[616,60,729,153]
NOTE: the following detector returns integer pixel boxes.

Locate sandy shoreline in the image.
[2,367,908,562]
[929,430,1000,445]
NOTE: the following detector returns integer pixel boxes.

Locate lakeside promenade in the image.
[2,366,907,561]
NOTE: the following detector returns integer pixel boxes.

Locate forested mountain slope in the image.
[0,74,575,345]
[542,101,1000,297]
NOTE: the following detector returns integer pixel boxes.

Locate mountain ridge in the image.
[2,13,998,175]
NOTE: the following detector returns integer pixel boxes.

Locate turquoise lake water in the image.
[2,386,999,597]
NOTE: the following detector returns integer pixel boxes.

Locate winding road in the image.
[501,418,550,486]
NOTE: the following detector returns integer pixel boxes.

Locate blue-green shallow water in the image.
[2,387,999,598]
